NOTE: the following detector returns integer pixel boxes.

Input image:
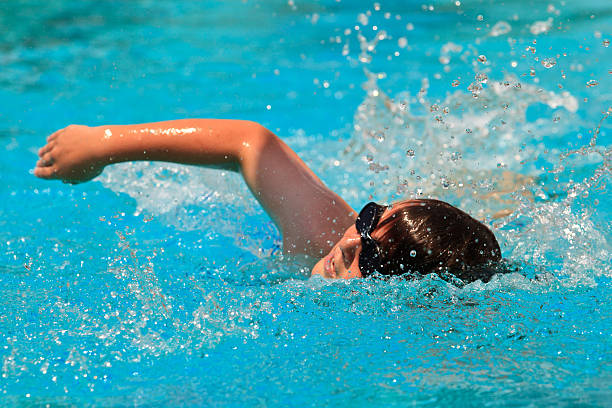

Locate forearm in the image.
[36,118,355,256]
[93,119,262,170]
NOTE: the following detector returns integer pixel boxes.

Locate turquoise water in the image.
[1,0,611,406]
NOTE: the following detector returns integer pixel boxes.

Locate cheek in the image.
[311,258,324,277]
[340,256,362,279]
[349,257,362,277]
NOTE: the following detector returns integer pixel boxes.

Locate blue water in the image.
[1,0,610,406]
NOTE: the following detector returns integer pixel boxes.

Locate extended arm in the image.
[34,120,356,257]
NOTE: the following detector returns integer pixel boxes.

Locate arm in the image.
[34,120,356,257]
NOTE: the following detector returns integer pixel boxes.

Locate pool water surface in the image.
[1,0,610,406]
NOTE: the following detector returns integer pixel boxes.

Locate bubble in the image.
[541,58,556,68]
[406,149,415,157]
[398,37,408,48]
[586,80,599,87]
[604,39,610,47]
[477,14,484,21]
[410,250,417,257]
[452,79,460,87]
[477,55,487,63]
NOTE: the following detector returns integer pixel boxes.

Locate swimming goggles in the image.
[356,201,387,277]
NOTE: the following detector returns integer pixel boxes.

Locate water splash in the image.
[99,163,280,258]
[336,12,608,286]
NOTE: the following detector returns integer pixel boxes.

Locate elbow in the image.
[246,121,276,143]
[238,121,277,160]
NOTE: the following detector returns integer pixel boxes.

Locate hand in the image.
[34,124,106,184]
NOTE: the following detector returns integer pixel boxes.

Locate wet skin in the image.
[310,208,394,279]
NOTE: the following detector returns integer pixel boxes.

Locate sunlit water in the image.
[1,0,610,406]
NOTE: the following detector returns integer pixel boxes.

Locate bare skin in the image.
[34,120,358,263]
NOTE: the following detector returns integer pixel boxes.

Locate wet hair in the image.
[372,199,502,283]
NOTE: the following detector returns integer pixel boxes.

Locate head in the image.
[311,199,502,283]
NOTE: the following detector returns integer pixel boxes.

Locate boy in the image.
[35,119,501,282]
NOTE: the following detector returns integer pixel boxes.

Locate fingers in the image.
[37,152,54,167]
[33,165,57,179]
[38,141,54,157]
[47,129,62,142]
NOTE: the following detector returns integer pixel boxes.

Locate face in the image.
[310,223,364,279]
[310,207,393,279]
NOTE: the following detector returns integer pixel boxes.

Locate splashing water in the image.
[2,1,611,406]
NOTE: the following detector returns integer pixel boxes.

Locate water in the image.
[1,0,610,406]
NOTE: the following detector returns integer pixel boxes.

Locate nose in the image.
[339,232,361,266]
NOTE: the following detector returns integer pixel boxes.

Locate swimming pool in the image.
[1,0,610,406]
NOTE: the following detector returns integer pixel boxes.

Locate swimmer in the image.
[34,120,502,282]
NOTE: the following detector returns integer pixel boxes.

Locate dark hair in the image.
[373,199,502,282]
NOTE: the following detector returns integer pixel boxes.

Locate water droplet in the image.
[541,58,556,68]
[603,39,610,47]
[410,250,417,257]
[398,37,408,48]
[477,14,484,21]
[586,80,599,87]
[477,55,487,63]
[530,18,552,35]
[406,149,415,157]
[451,79,460,87]
[490,21,511,37]
[374,131,385,142]
[357,13,368,26]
